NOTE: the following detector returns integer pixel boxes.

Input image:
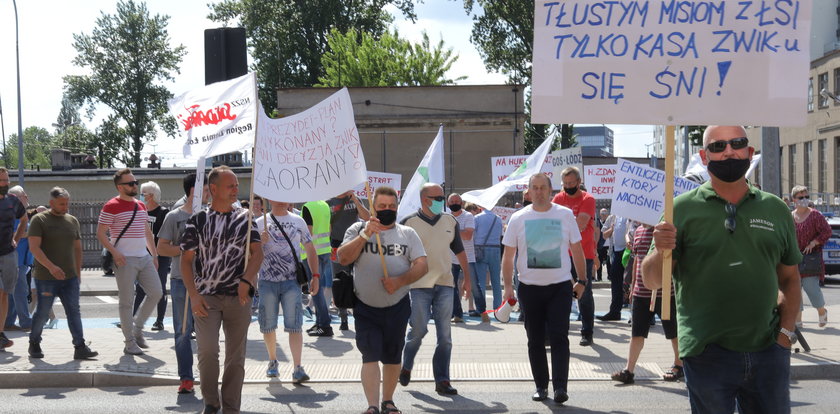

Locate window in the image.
[819,139,827,193]
[834,69,840,101]
[836,138,840,194]
[819,73,829,108]
[808,78,814,112]
[804,141,812,189]
[789,144,797,187]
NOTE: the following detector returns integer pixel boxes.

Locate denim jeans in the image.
[518,281,573,392]
[475,246,502,310]
[170,278,194,381]
[305,253,333,328]
[800,276,825,309]
[402,285,454,382]
[133,256,171,324]
[683,343,791,414]
[570,258,594,336]
[257,279,303,333]
[607,249,625,316]
[5,264,32,329]
[451,263,476,318]
[30,277,85,347]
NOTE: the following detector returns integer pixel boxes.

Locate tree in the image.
[316,29,464,87]
[207,0,419,108]
[4,127,54,170]
[64,0,186,167]
[463,0,574,153]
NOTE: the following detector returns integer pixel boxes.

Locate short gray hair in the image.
[50,187,70,199]
[790,185,808,200]
[140,181,161,203]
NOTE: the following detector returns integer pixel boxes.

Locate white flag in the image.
[397,126,445,221]
[462,135,557,209]
[252,88,368,203]
[169,72,258,158]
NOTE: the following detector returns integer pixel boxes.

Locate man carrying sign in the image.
[643,126,801,414]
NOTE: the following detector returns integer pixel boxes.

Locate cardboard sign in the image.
[550,147,584,184]
[491,206,518,225]
[252,88,368,203]
[532,0,811,126]
[354,171,402,199]
[491,154,554,185]
[583,164,616,199]
[611,158,699,226]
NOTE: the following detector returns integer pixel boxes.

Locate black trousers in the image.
[518,280,573,392]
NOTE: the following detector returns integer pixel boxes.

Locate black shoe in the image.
[532,388,548,401]
[468,310,480,317]
[74,345,99,360]
[554,390,569,404]
[435,381,458,395]
[151,321,164,331]
[579,335,593,347]
[596,313,621,321]
[28,342,44,358]
[306,324,318,333]
[611,369,635,384]
[308,326,334,337]
[339,321,349,331]
[0,333,13,350]
[203,405,219,414]
[398,368,411,386]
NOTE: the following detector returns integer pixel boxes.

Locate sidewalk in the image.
[1,270,838,388]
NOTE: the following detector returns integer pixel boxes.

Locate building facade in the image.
[574,125,614,157]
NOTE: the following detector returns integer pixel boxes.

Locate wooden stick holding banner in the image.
[661,126,675,320]
[364,181,389,278]
[244,74,261,270]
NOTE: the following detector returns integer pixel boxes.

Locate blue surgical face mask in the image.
[430,199,444,215]
[138,194,145,203]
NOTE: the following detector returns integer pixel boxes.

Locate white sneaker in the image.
[124,340,144,355]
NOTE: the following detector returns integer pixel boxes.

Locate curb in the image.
[80,290,119,297]
[2,362,837,389]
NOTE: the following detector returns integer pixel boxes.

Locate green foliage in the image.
[316,29,464,87]
[207,0,420,108]
[63,0,185,167]
[686,126,705,147]
[4,127,54,170]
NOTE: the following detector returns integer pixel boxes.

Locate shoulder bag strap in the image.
[270,214,300,258]
[479,215,498,247]
[113,202,139,247]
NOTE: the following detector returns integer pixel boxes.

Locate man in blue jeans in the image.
[473,205,503,313]
[643,125,802,414]
[399,183,469,395]
[27,187,98,360]
[156,173,207,394]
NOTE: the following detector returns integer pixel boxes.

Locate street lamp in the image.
[13,0,24,184]
[820,88,840,104]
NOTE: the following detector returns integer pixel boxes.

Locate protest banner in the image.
[354,171,402,199]
[611,158,699,226]
[583,164,616,199]
[169,72,258,158]
[550,147,583,183]
[491,206,518,225]
[532,0,811,127]
[491,155,554,185]
[252,88,368,203]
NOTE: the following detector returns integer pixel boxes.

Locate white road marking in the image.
[96,296,118,304]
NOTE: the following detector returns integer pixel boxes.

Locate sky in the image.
[0,0,653,168]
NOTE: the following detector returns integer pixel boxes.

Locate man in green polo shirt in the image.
[643,125,801,414]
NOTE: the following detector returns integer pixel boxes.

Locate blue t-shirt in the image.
[474,210,503,247]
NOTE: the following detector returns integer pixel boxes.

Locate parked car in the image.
[824,216,840,276]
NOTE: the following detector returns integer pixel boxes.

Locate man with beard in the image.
[97,168,162,356]
[643,125,801,414]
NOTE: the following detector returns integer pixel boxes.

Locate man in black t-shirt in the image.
[0,167,27,350]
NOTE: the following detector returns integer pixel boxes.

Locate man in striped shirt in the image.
[97,168,162,356]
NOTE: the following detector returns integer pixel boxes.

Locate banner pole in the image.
[244,73,261,270]
[661,125,675,320]
[365,181,389,278]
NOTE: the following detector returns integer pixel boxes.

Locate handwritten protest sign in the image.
[491,155,554,185]
[169,72,258,158]
[550,147,583,183]
[583,164,616,199]
[611,159,699,226]
[252,88,367,203]
[354,171,402,199]
[532,0,811,126]
[491,206,518,225]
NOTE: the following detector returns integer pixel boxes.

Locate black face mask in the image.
[448,204,462,212]
[522,200,532,207]
[563,186,578,196]
[376,209,397,226]
[0,186,7,196]
[707,158,750,183]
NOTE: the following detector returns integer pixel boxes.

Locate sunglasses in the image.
[706,137,749,153]
[119,181,140,187]
[724,203,737,234]
[426,195,445,202]
[796,195,809,200]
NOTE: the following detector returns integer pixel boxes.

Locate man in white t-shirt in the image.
[502,173,586,405]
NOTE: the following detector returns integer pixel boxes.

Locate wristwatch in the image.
[575,279,587,286]
[779,327,798,345]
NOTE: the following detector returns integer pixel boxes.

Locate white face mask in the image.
[795,198,809,208]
